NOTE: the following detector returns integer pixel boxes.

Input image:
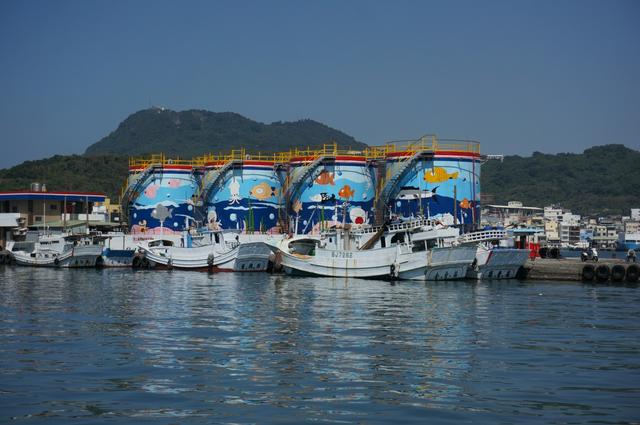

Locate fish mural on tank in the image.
[204,160,283,233]
[385,150,481,226]
[128,165,198,234]
[288,156,376,234]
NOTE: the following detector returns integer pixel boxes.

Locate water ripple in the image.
[1,267,639,423]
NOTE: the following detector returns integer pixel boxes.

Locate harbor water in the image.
[1,268,639,424]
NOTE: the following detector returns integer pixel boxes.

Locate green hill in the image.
[85,108,366,157]
[481,144,640,215]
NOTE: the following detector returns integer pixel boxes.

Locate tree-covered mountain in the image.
[481,144,640,215]
[85,108,367,157]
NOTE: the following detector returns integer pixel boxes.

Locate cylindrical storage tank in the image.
[288,155,376,234]
[384,141,481,227]
[128,164,199,234]
[205,160,283,233]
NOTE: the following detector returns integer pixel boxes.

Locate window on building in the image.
[12,206,18,213]
[50,204,58,210]
[35,216,42,222]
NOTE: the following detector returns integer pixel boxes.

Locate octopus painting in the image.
[228,178,241,205]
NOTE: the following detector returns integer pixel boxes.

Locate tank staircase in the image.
[280,155,335,232]
[120,162,163,215]
[376,149,433,222]
[198,159,243,207]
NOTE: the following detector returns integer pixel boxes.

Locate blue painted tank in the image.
[127,164,199,234]
[288,155,376,234]
[384,143,481,225]
[204,159,283,233]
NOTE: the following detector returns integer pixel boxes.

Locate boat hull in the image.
[399,245,477,281]
[277,245,411,279]
[102,248,136,268]
[58,246,104,268]
[140,244,239,271]
[467,248,529,280]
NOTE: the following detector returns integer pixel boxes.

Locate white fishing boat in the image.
[268,218,464,280]
[11,234,104,268]
[459,229,530,280]
[268,229,414,279]
[137,230,240,271]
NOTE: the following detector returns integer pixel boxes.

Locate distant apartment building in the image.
[484,201,543,227]
[544,220,560,245]
[543,206,564,222]
[590,224,618,249]
[631,208,640,221]
[558,212,581,247]
[625,221,640,234]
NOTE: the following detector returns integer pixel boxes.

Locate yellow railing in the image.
[197,148,293,164]
[381,135,480,156]
[128,153,196,168]
[126,135,481,171]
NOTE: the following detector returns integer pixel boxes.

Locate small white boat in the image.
[137,230,240,271]
[11,234,104,268]
[459,229,530,280]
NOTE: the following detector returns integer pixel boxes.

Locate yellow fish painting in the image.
[423,167,459,184]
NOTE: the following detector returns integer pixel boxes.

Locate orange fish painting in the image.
[459,198,472,209]
[315,170,335,185]
[250,182,277,201]
[423,167,459,184]
[338,185,355,199]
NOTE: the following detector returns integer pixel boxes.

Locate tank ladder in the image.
[120,161,163,218]
[198,159,243,208]
[377,149,434,220]
[281,155,335,231]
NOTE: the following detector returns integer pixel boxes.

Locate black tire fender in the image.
[595,265,610,282]
[611,265,625,282]
[581,265,595,282]
[626,264,639,283]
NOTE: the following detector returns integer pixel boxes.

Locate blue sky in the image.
[1,0,638,168]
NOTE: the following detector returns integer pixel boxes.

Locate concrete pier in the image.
[524,258,639,283]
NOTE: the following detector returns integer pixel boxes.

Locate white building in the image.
[544,206,564,221]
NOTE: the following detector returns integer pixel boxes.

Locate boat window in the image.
[427,239,436,249]
[391,233,405,244]
[214,233,220,244]
[381,237,386,248]
[149,240,174,247]
[412,242,426,252]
